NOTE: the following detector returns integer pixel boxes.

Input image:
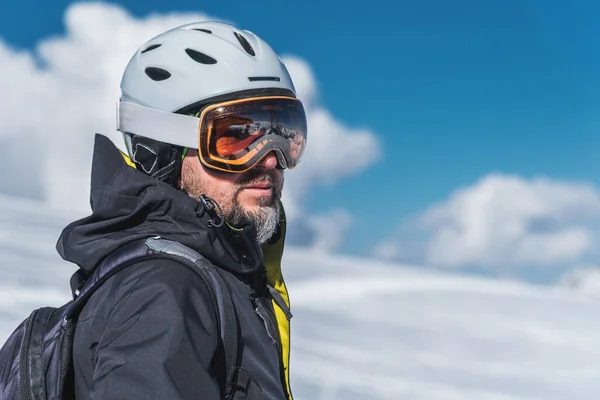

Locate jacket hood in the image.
[56,133,263,276]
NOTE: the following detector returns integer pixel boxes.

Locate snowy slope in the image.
[1,195,599,399]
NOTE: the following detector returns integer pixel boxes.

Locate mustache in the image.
[238,170,277,188]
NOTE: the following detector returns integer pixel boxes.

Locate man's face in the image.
[180,149,284,244]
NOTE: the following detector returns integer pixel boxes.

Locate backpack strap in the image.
[20,307,55,400]
[65,236,240,398]
[144,237,241,398]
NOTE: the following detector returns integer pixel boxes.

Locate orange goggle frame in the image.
[197,96,307,173]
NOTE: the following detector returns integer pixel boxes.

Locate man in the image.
[56,21,306,399]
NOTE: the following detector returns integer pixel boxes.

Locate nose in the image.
[258,152,278,170]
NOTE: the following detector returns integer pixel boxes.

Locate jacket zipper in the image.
[249,292,277,344]
[250,273,290,399]
[263,295,289,399]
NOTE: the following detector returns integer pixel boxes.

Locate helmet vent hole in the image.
[145,67,171,81]
[234,32,255,56]
[146,67,171,81]
[248,76,281,82]
[192,28,212,34]
[185,48,217,65]
[141,44,161,54]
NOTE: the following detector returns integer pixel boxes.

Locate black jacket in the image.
[56,134,292,399]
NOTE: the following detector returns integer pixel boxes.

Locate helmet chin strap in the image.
[129,134,186,187]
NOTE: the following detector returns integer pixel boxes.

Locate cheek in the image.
[274,170,285,189]
[221,182,239,198]
[208,179,239,204]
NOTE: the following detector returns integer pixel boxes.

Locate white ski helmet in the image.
[116,21,301,183]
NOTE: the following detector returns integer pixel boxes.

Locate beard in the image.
[181,164,283,245]
[229,192,281,245]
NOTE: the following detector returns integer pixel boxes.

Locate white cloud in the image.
[560,266,600,295]
[0,2,381,248]
[372,240,400,260]
[306,209,354,252]
[376,173,600,269]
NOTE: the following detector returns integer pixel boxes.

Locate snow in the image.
[1,194,599,399]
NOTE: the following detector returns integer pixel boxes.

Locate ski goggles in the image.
[117,96,308,173]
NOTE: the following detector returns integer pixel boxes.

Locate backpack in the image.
[0,236,247,400]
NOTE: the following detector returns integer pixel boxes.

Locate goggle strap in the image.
[117,101,199,149]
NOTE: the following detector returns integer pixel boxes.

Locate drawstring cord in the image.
[196,194,225,228]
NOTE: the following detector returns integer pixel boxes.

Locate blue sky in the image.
[2,0,600,267]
